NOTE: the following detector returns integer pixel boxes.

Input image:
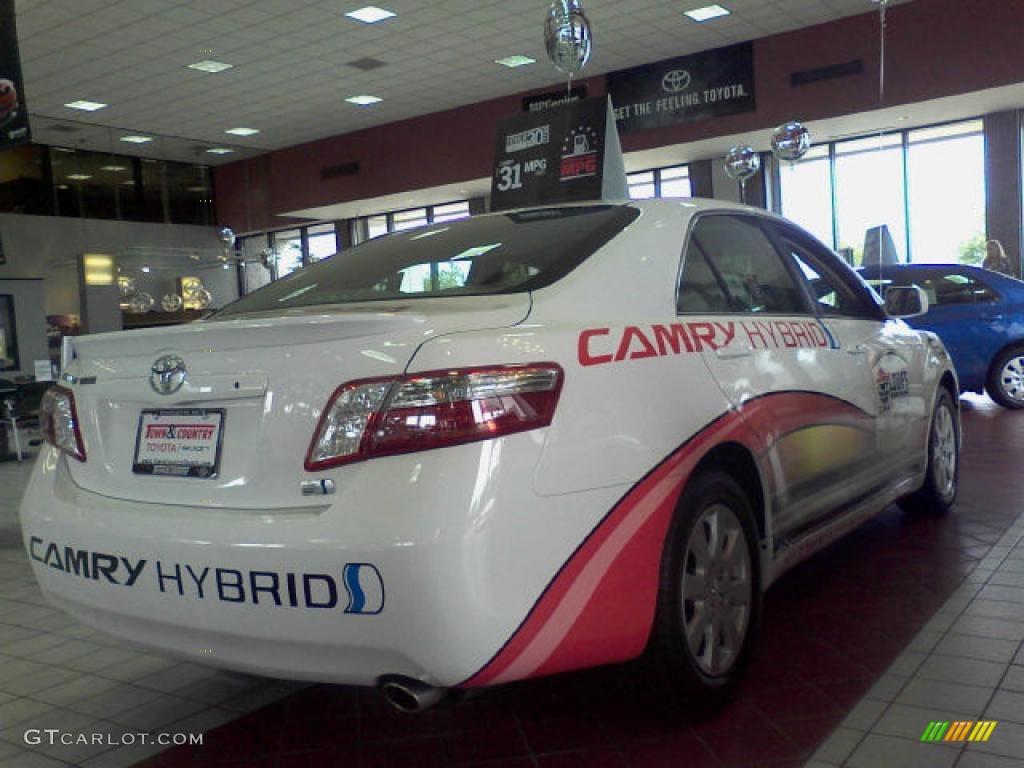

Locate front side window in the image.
[678,215,807,315]
[768,222,882,319]
[215,205,639,318]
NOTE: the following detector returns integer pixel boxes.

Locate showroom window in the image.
[307,223,339,262]
[392,208,429,232]
[360,200,473,241]
[272,229,304,278]
[627,164,691,200]
[907,121,985,264]
[239,233,272,295]
[779,118,986,265]
[431,200,472,223]
[238,221,344,291]
[367,215,389,239]
[627,171,656,199]
[834,133,907,264]
[779,145,833,248]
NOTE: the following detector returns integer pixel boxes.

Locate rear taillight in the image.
[305,364,563,471]
[40,386,86,462]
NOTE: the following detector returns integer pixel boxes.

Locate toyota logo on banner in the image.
[661,69,691,93]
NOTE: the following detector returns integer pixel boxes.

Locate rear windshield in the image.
[214,205,639,318]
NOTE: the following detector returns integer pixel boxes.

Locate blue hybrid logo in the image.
[342,563,385,614]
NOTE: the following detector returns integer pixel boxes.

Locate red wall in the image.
[216,0,1024,233]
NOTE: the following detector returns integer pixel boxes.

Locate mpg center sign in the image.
[607,42,755,134]
[489,96,627,212]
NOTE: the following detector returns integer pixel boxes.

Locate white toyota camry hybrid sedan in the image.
[21,199,960,711]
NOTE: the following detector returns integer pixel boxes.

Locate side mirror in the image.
[884,285,929,318]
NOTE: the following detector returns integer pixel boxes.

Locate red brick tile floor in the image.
[140,396,1024,768]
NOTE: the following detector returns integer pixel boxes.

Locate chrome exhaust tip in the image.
[378,675,448,712]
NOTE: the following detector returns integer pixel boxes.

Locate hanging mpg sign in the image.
[0,0,31,149]
[607,42,755,135]
[490,95,627,212]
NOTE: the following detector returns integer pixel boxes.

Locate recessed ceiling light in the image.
[67,174,92,180]
[120,135,153,144]
[495,55,536,68]
[345,6,396,24]
[64,100,107,111]
[100,165,127,172]
[56,184,69,190]
[121,180,135,185]
[206,147,235,155]
[188,60,234,73]
[684,4,730,21]
[141,267,151,273]
[186,185,207,192]
[345,95,382,106]
[225,127,259,136]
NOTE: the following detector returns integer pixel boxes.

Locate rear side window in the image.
[215,205,639,318]
[678,215,808,314]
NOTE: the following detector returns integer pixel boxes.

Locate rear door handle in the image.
[848,344,869,355]
[715,345,752,360]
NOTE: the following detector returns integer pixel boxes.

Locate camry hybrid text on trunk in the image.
[20,199,960,710]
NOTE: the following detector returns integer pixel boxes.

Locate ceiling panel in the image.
[16,0,904,164]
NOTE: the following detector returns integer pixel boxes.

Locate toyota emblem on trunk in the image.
[150,355,187,395]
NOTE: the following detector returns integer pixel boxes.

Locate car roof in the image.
[491,197,786,220]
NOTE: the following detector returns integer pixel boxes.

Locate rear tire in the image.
[906,388,959,514]
[651,470,761,705]
[986,344,1024,408]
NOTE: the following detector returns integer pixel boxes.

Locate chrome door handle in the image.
[715,346,752,360]
[848,344,869,355]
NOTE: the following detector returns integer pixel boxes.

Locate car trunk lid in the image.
[60,296,530,509]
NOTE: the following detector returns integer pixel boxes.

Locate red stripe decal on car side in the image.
[460,392,869,688]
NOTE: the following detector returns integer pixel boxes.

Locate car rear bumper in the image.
[20,443,623,687]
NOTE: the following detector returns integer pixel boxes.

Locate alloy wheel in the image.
[680,503,752,677]
[998,355,1024,403]
[931,402,957,498]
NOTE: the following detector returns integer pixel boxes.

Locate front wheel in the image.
[651,471,761,703]
[907,388,959,513]
[986,344,1024,408]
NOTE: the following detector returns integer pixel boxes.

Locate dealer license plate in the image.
[133,409,225,478]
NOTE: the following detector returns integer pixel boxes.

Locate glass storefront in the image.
[627,164,691,199]
[780,118,986,264]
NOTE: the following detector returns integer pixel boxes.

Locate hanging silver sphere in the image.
[544,0,593,76]
[723,146,761,181]
[770,121,811,162]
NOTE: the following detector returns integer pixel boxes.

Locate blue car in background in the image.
[859,264,1024,408]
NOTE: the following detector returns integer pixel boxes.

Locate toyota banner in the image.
[606,42,755,135]
[0,0,30,149]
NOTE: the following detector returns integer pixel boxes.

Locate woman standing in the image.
[982,239,1012,275]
